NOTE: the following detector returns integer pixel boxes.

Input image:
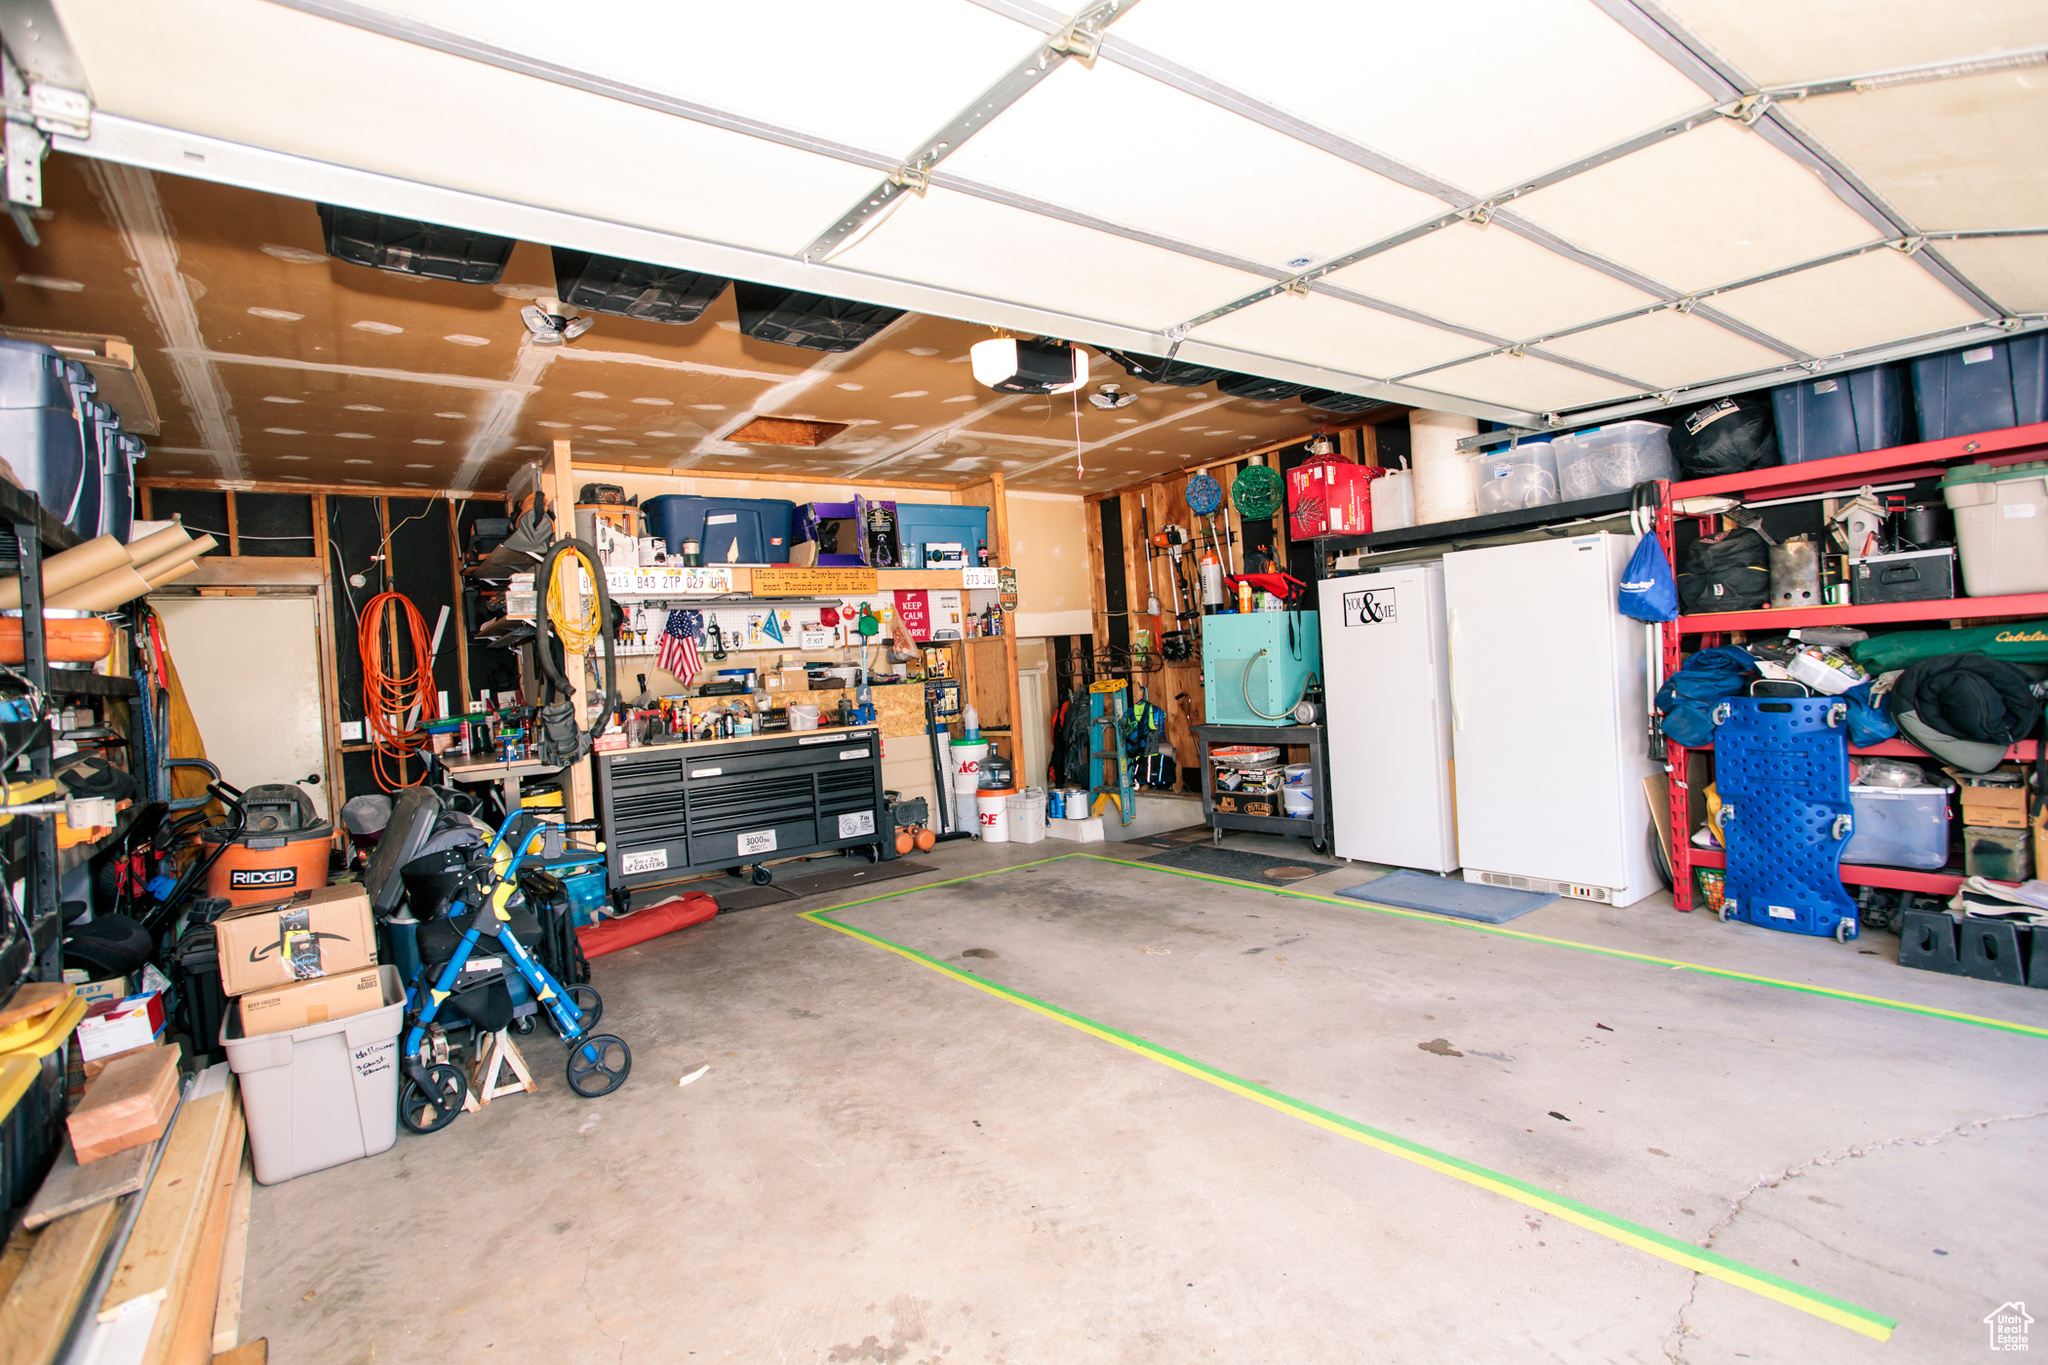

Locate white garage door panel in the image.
[354,0,1043,158]
[57,0,880,256]
[1709,249,1990,356]
[1659,0,2047,88]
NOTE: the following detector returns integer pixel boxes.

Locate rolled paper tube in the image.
[0,534,129,611]
[122,523,192,566]
[0,614,115,664]
[141,559,197,590]
[127,534,218,581]
[46,565,152,612]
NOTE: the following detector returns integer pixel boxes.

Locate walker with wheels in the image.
[397,806,631,1133]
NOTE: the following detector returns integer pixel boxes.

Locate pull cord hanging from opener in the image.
[360,590,442,791]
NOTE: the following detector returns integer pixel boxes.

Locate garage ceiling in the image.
[8,0,2046,478]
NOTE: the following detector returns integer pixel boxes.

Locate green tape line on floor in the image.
[801,885,1896,1342]
[1080,853,2048,1041]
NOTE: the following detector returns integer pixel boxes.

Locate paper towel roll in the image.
[124,523,192,566]
[128,534,218,581]
[1411,410,1481,525]
[47,565,153,612]
[0,534,129,611]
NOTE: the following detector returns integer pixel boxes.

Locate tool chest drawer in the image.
[597,728,886,889]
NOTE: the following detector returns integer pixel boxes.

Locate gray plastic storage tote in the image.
[222,966,405,1185]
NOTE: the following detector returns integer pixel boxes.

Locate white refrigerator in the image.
[1317,563,1459,873]
[1442,533,1661,907]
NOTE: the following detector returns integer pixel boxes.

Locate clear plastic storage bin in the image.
[1843,785,1950,871]
[1552,422,1674,499]
[1469,442,1560,513]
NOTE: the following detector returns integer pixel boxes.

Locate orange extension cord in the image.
[360,591,441,791]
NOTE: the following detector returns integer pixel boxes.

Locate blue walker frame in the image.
[399,807,628,1127]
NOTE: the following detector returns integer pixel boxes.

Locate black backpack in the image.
[1678,526,1770,614]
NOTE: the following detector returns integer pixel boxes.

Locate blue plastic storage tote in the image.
[0,340,85,528]
[895,503,989,569]
[642,494,796,564]
[1910,336,2047,441]
[1771,364,1904,463]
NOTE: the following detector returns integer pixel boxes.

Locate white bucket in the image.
[977,788,1016,842]
[1008,788,1047,844]
[951,739,988,785]
[1411,410,1480,525]
[789,703,820,732]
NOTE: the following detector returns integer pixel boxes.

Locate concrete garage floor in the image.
[240,832,2048,1364]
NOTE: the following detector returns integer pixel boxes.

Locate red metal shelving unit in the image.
[1658,422,2048,912]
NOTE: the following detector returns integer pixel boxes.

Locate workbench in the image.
[440,752,565,816]
[594,724,889,892]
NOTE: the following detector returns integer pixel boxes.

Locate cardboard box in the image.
[1948,766,2029,830]
[214,883,377,998]
[1287,462,1385,541]
[236,966,385,1037]
[67,975,127,1007]
[75,993,165,1062]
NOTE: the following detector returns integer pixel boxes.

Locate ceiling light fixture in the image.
[520,296,594,346]
[1088,384,1136,410]
[971,337,1087,395]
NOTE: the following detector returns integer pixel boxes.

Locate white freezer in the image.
[1317,564,1458,873]
[1442,533,1661,907]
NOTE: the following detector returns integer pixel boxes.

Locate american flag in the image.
[658,609,702,682]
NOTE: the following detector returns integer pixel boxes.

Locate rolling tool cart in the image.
[596,725,889,892]
[1196,723,1332,854]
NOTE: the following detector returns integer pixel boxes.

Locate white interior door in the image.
[152,595,331,819]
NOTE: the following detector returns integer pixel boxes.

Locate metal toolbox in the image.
[597,727,887,890]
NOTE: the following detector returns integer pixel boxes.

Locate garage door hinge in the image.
[1718,93,1774,125]
[1890,235,1927,255]
[887,162,931,197]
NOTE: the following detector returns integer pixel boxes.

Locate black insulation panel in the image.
[233,492,315,557]
[1097,496,1129,653]
[146,489,230,553]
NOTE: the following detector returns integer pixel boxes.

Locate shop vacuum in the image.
[199,783,335,906]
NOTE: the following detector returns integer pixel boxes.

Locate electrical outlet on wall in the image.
[340,721,364,741]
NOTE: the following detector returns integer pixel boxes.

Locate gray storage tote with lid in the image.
[222,965,406,1184]
[1941,459,2048,596]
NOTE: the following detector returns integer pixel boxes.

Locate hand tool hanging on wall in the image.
[1138,500,1161,626]
[532,536,619,766]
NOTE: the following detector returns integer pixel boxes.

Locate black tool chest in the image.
[596,726,887,890]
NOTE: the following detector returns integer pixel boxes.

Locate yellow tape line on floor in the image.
[1077,853,2048,1041]
[802,871,1897,1342]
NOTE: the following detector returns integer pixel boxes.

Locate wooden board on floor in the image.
[22,1133,155,1229]
[0,982,68,1031]
[67,1045,178,1164]
[99,1083,234,1322]
[209,1150,252,1355]
[0,1223,36,1301]
[152,1102,244,1365]
[0,1199,122,1365]
[212,1339,265,1365]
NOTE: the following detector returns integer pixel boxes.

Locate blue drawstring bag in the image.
[1655,646,1756,748]
[1841,679,1897,748]
[1618,534,1679,622]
